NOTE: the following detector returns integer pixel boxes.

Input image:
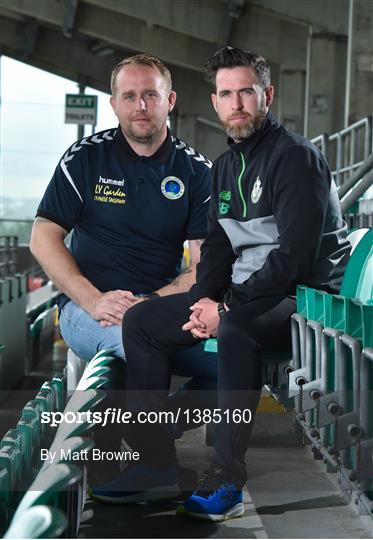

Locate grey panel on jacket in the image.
[219,216,279,253]
[219,216,279,284]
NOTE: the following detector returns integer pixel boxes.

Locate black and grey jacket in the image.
[190,113,350,309]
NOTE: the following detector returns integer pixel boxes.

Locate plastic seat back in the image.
[0,466,10,534]
[30,307,56,339]
[341,229,373,299]
[346,228,369,254]
[1,429,31,488]
[0,446,22,510]
[65,388,106,414]
[3,504,66,539]
[355,246,372,304]
[82,365,111,380]
[12,463,82,520]
[76,375,108,390]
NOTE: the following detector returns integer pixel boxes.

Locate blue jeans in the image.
[59,299,217,381]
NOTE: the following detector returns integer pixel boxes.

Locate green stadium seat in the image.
[65,388,106,415]
[38,387,55,413]
[3,505,66,539]
[16,419,36,480]
[76,376,108,390]
[340,228,372,300]
[11,463,82,522]
[89,354,115,367]
[1,429,31,488]
[296,228,372,323]
[345,228,369,254]
[22,400,46,466]
[30,305,56,336]
[0,466,11,534]
[40,381,59,414]
[34,392,52,416]
[50,375,66,412]
[291,229,373,391]
[90,350,114,362]
[82,365,111,379]
[33,393,55,447]
[355,245,372,305]
[0,445,22,507]
[53,389,106,443]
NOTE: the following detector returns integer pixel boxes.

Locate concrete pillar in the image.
[195,119,226,161]
[176,113,197,148]
[348,0,373,124]
[307,34,347,138]
[279,70,305,135]
[269,62,281,119]
[176,111,226,161]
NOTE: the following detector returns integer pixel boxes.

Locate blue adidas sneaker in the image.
[89,464,180,504]
[177,466,244,521]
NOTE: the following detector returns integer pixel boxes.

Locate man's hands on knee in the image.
[87,290,145,327]
[182,297,220,339]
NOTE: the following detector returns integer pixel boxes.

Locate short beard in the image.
[126,126,158,145]
[223,106,267,142]
[123,120,166,147]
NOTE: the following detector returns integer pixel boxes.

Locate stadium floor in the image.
[82,427,371,539]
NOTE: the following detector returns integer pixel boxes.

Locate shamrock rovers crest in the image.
[251,176,262,204]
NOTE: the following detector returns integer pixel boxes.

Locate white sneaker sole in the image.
[90,484,180,504]
[179,502,244,522]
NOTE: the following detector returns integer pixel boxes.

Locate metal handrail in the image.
[340,169,373,214]
[311,116,373,211]
[338,153,373,199]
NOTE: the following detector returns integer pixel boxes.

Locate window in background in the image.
[0,56,115,242]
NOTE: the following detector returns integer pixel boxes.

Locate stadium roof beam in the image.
[62,0,78,38]
[80,0,225,43]
[0,16,115,93]
[1,0,309,72]
[19,17,39,61]
[216,0,246,47]
[2,0,216,72]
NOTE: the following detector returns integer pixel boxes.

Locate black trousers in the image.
[122,292,296,484]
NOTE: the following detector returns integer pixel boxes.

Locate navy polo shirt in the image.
[37,127,212,296]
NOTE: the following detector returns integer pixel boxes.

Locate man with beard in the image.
[30,54,216,490]
[96,47,350,516]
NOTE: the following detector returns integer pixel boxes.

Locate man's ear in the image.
[211,93,218,112]
[110,95,117,116]
[168,90,177,112]
[265,85,274,108]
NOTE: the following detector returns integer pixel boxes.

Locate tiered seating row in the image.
[0,275,27,400]
[0,350,114,539]
[0,274,59,397]
[289,228,372,510]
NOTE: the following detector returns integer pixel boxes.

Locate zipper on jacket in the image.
[237,152,247,218]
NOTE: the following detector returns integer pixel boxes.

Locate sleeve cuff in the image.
[36,210,73,233]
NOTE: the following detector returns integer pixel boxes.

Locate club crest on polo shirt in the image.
[161,176,185,200]
[251,176,262,204]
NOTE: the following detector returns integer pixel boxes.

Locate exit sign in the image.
[65,94,98,125]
